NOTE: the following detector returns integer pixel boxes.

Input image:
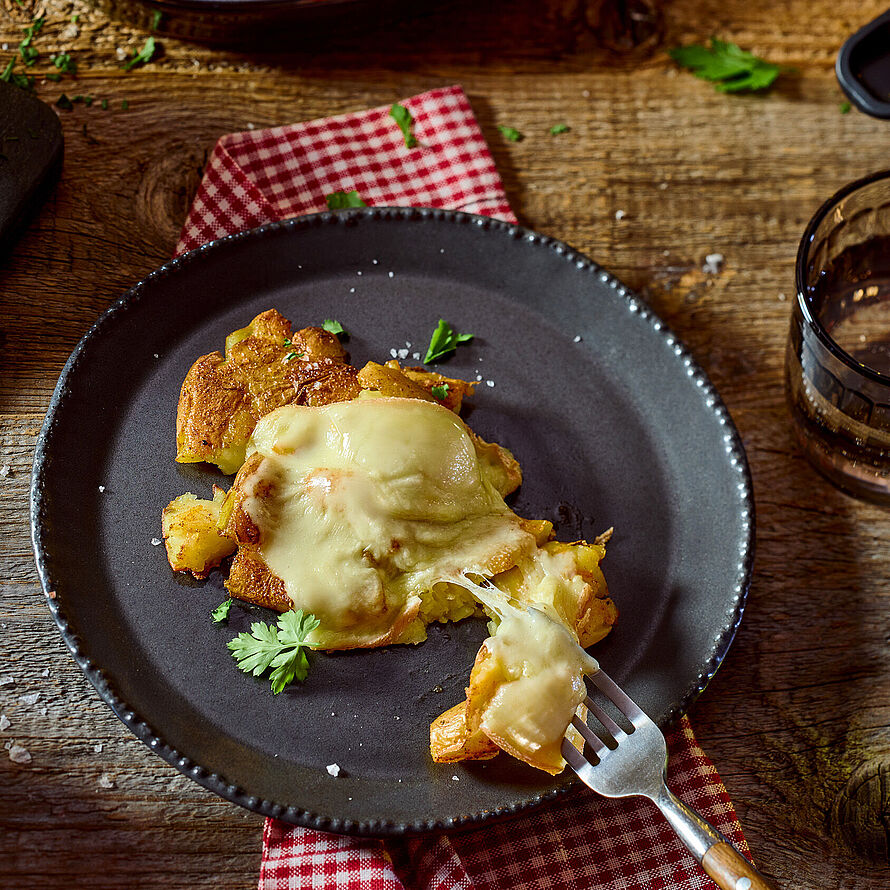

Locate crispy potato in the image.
[430,701,500,764]
[175,309,361,473]
[161,486,236,578]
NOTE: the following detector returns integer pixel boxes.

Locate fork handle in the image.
[654,785,779,890]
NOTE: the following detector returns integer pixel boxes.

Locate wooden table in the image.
[2,0,890,885]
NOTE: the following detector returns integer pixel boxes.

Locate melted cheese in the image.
[454,576,598,773]
[240,398,537,647]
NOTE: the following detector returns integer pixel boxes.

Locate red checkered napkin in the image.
[176,85,752,890]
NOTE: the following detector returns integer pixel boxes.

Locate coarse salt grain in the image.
[0,465,10,477]
[702,253,724,275]
[98,485,105,492]
[40,668,49,678]
[390,349,398,358]
[412,353,420,360]
[151,538,162,546]
[573,335,582,343]
[397,349,409,359]
[485,380,495,387]
[98,773,115,789]
[93,743,103,754]
[326,763,341,777]
[9,744,31,764]
[0,714,10,731]
[18,693,40,706]
[615,210,627,220]
[0,677,14,687]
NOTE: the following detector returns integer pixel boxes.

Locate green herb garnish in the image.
[321,319,346,338]
[211,599,233,623]
[19,45,38,67]
[389,102,418,149]
[498,125,523,142]
[549,123,570,135]
[228,610,319,694]
[424,319,474,364]
[46,72,61,82]
[151,10,163,30]
[123,36,156,72]
[668,38,782,93]
[285,351,305,361]
[56,94,73,111]
[52,53,77,74]
[121,99,129,110]
[840,100,851,114]
[431,383,450,400]
[325,190,367,210]
[101,98,109,110]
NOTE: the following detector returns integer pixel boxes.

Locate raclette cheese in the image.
[233,397,539,648]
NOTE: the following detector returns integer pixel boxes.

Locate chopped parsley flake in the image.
[321,319,347,338]
[389,102,418,149]
[549,123,570,135]
[431,383,450,400]
[669,39,782,93]
[123,36,156,72]
[151,10,163,30]
[52,53,77,74]
[424,319,474,364]
[325,190,367,210]
[211,599,233,623]
[498,125,523,142]
[840,100,851,114]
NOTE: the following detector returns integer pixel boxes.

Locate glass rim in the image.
[795,167,890,387]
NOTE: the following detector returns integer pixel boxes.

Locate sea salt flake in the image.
[452,775,459,781]
[93,743,103,754]
[349,287,355,294]
[0,676,14,687]
[326,763,341,777]
[388,272,394,278]
[412,353,420,360]
[9,744,31,764]
[0,465,11,477]
[98,773,115,789]
[18,693,40,706]
[98,485,105,492]
[39,707,47,716]
[151,538,162,547]
[397,349,409,359]
[0,714,10,731]
[702,253,724,275]
[485,380,495,388]
[614,210,627,220]
[41,669,49,678]
[390,349,398,358]
[573,335,582,343]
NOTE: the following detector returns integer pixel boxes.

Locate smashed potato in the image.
[161,487,236,578]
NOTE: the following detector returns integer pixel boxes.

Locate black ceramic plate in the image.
[31,208,753,835]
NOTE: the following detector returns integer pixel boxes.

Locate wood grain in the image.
[2,0,890,886]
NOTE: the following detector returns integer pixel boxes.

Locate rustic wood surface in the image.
[2,0,890,886]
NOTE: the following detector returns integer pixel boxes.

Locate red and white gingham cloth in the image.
[176,85,753,890]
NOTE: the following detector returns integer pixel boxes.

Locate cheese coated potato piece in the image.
[161,486,236,578]
[175,310,361,474]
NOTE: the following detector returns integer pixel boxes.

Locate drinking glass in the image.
[786,169,890,503]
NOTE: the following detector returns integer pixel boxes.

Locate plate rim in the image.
[30,206,755,835]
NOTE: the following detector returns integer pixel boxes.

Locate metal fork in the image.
[562,670,778,890]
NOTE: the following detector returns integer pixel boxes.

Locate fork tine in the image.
[570,712,610,755]
[590,669,648,728]
[584,695,628,743]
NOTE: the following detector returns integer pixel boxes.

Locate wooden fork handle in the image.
[702,841,779,890]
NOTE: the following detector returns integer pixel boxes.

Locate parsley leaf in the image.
[52,53,77,74]
[321,318,346,337]
[840,100,851,114]
[151,10,163,30]
[498,125,523,142]
[424,319,474,364]
[431,382,449,400]
[123,36,156,72]
[549,123,570,135]
[211,599,233,623]
[389,102,418,149]
[227,610,319,694]
[326,190,367,210]
[669,38,782,93]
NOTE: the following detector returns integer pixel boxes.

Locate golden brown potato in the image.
[430,701,500,764]
[161,486,236,578]
[175,309,361,474]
